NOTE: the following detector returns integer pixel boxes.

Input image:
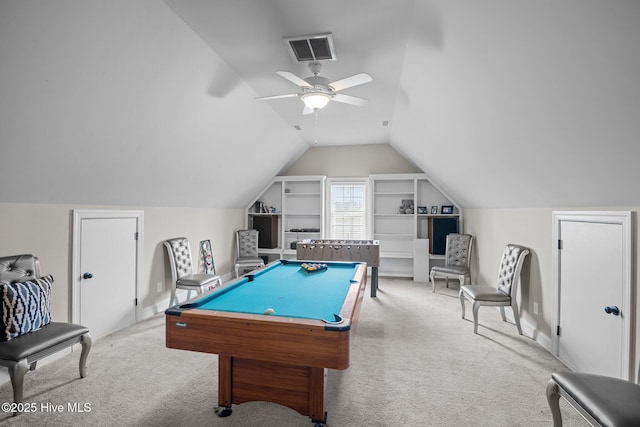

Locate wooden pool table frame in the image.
[165,260,367,425]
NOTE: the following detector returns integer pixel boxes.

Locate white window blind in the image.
[329,182,367,239]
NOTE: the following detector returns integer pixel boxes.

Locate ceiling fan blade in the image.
[255,93,299,101]
[329,73,372,91]
[276,71,312,88]
[332,93,369,106]
[302,105,315,115]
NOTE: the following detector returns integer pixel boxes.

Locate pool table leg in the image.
[216,355,329,424]
[217,355,233,416]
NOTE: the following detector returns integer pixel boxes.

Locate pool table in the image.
[165,259,367,426]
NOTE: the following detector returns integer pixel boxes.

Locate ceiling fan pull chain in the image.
[314,110,319,144]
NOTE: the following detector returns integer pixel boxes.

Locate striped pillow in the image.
[0,275,53,341]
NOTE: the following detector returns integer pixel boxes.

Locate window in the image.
[328,180,368,239]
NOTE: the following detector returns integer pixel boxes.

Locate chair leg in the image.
[9,359,28,409]
[546,379,563,427]
[170,287,177,307]
[511,302,523,335]
[499,306,507,321]
[445,277,449,288]
[79,333,92,378]
[430,271,437,293]
[459,291,466,319]
[472,301,481,334]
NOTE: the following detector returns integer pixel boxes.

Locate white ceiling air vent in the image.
[283,33,336,62]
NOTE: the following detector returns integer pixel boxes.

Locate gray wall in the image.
[281,144,421,176]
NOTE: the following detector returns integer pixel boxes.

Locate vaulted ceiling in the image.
[1,1,639,209]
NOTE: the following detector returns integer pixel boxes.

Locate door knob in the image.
[83,272,93,279]
[604,305,620,316]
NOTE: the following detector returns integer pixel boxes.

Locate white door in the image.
[553,212,632,379]
[74,211,141,340]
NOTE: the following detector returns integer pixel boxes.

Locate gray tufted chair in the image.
[164,238,221,307]
[234,229,265,277]
[430,233,474,292]
[459,244,530,335]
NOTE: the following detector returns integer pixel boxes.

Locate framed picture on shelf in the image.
[441,205,454,214]
[431,206,438,214]
[417,206,428,214]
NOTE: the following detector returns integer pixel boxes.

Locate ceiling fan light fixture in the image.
[301,93,331,110]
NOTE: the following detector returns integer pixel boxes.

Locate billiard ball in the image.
[264,308,275,315]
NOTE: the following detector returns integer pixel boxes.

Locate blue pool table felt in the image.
[195,261,359,321]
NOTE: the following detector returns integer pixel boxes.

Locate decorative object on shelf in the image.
[431,206,438,214]
[417,206,428,214]
[398,199,414,214]
[441,205,454,214]
[300,262,328,273]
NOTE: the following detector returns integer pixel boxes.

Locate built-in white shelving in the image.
[245,173,461,281]
[245,176,326,262]
[370,173,462,281]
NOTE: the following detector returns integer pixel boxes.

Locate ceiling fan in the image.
[256,62,372,115]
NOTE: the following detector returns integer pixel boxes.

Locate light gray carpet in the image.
[0,278,586,426]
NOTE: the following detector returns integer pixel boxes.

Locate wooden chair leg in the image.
[79,333,92,378]
[546,379,563,427]
[170,287,177,307]
[9,359,28,412]
[511,302,523,335]
[472,302,481,334]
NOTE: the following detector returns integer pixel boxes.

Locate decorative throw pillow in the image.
[0,275,53,342]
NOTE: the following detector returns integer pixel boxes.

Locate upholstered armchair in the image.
[430,233,474,292]
[234,229,265,277]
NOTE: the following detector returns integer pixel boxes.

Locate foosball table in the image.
[296,239,380,297]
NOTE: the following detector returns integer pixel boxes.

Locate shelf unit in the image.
[246,176,326,262]
[370,173,461,281]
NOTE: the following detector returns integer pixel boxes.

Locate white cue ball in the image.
[264,308,275,315]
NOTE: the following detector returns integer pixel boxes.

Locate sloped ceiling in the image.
[392,1,640,208]
[1,1,639,209]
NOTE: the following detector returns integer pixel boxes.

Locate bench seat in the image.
[0,254,91,414]
[0,322,90,362]
[547,370,640,426]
